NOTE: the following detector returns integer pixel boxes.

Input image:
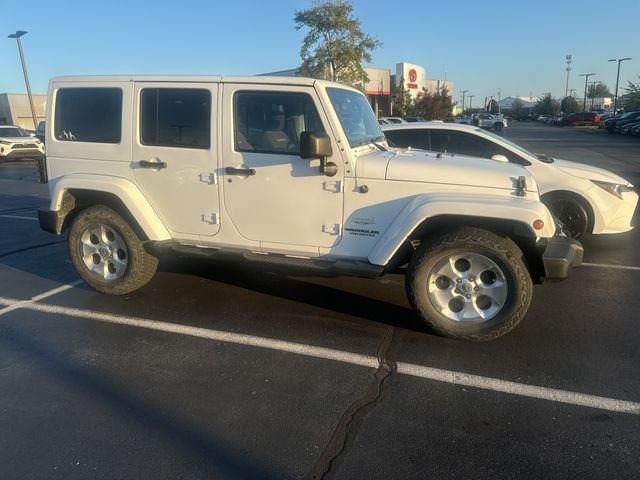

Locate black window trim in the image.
[139,87,212,151]
[233,90,325,156]
[54,87,124,145]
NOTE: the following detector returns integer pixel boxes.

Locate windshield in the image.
[477,128,537,159]
[327,87,384,148]
[0,127,30,138]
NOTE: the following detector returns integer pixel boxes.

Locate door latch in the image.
[202,213,219,225]
[322,223,342,235]
[200,172,218,184]
[323,180,343,193]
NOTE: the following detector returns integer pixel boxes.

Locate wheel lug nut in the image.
[468,276,475,282]
[456,278,462,283]
[474,286,479,292]
[455,288,460,293]
[465,294,471,299]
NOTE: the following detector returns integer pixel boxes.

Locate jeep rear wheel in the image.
[406,227,532,341]
[68,205,158,295]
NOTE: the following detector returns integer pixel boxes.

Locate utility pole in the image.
[588,81,601,111]
[578,73,596,114]
[565,54,572,98]
[460,90,468,114]
[568,88,576,97]
[608,57,632,115]
[468,95,474,113]
[8,30,38,130]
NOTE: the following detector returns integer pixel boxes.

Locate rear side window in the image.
[54,88,122,143]
[234,91,324,154]
[140,88,211,149]
[384,129,429,150]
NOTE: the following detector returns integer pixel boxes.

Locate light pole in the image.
[468,95,474,113]
[8,30,38,130]
[588,81,602,111]
[608,57,632,115]
[568,88,576,97]
[460,90,468,115]
[578,73,596,114]
[565,54,572,98]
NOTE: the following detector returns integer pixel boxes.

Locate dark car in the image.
[604,111,640,133]
[559,112,600,126]
[614,115,640,133]
[620,120,640,135]
[403,116,427,122]
[631,123,640,136]
[35,121,46,144]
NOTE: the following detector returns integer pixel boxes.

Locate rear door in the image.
[132,82,220,237]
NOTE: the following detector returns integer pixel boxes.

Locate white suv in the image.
[0,125,45,161]
[38,75,581,341]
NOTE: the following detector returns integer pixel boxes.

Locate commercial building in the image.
[262,61,453,118]
[0,93,47,129]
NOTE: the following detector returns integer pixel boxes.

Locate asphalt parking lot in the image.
[1,123,639,479]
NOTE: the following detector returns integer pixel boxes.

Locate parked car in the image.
[537,115,551,122]
[631,123,640,136]
[37,75,581,341]
[614,115,640,133]
[620,120,640,135]
[403,116,426,123]
[558,112,600,126]
[379,116,407,124]
[382,122,638,238]
[471,113,507,131]
[35,121,46,143]
[0,125,45,162]
[604,111,640,133]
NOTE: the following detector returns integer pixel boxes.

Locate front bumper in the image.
[539,235,583,281]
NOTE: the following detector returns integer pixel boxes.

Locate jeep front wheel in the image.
[406,227,532,341]
[68,205,158,295]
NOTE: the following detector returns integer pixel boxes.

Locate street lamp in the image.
[608,57,632,115]
[468,95,474,114]
[8,30,38,130]
[565,54,572,98]
[460,90,468,114]
[587,81,601,111]
[578,73,596,115]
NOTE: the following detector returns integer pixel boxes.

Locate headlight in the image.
[591,180,634,199]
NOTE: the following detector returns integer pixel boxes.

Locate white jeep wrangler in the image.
[38,75,581,341]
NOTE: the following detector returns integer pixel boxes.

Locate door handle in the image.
[225,166,256,176]
[139,159,167,169]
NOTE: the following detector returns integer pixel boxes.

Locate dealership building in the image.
[0,93,47,129]
[264,61,453,118]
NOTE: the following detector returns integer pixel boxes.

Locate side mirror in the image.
[300,131,337,176]
[491,154,509,163]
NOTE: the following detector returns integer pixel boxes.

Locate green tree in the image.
[413,86,453,120]
[294,0,381,89]
[587,82,612,99]
[535,93,560,115]
[510,98,525,120]
[560,96,580,114]
[391,77,415,116]
[621,76,640,111]
[486,99,499,114]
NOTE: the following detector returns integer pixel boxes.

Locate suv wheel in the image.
[68,205,158,295]
[406,227,532,341]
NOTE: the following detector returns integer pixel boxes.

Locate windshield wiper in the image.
[371,136,388,151]
[536,153,554,163]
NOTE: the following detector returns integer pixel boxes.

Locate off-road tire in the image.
[405,227,533,341]
[68,205,158,295]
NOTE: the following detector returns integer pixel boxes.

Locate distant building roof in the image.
[497,96,540,109]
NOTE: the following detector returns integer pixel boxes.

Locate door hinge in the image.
[202,213,219,224]
[200,172,218,185]
[323,180,343,193]
[322,223,342,235]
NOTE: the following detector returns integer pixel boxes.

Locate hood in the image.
[553,158,631,185]
[0,136,39,143]
[356,148,537,193]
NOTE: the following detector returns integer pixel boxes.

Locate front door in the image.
[132,82,220,237]
[221,84,344,250]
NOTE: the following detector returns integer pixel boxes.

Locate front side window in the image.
[141,88,211,149]
[326,88,383,148]
[429,130,497,157]
[54,88,122,143]
[234,91,324,154]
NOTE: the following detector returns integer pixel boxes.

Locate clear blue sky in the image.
[1,0,638,105]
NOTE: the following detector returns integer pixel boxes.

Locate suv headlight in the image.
[591,180,634,199]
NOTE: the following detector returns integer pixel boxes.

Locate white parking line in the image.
[582,262,640,272]
[1,297,638,416]
[0,214,38,221]
[0,280,82,316]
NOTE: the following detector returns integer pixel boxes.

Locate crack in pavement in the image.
[305,326,398,480]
